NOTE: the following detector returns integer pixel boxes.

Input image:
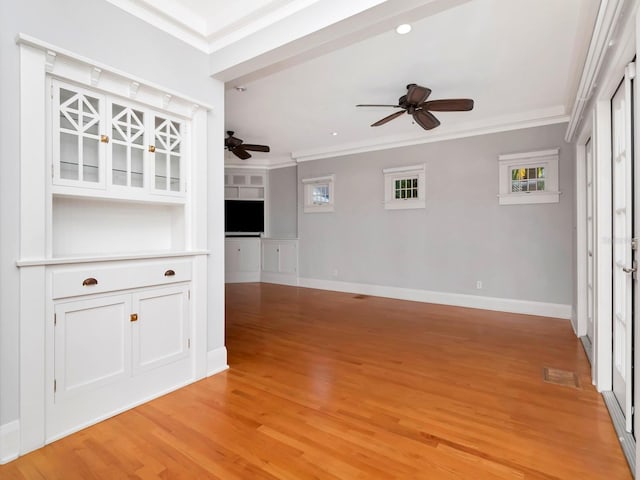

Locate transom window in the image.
[511,167,545,192]
[312,184,330,204]
[302,174,335,213]
[498,149,559,205]
[383,164,426,210]
[395,177,419,199]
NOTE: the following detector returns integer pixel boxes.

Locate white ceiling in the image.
[107,0,600,167]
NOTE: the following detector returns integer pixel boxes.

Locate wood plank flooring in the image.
[1,283,632,479]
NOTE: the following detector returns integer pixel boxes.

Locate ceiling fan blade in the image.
[241,144,270,153]
[225,135,243,148]
[232,147,251,160]
[422,99,474,111]
[356,104,402,108]
[406,84,431,105]
[371,110,406,127]
[412,110,440,130]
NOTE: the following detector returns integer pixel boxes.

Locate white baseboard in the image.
[297,277,572,319]
[261,271,299,286]
[0,420,20,464]
[225,272,260,283]
[207,346,229,377]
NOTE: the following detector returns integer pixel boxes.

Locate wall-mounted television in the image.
[225,200,264,234]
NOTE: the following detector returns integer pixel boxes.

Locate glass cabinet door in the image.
[53,81,105,187]
[109,102,146,189]
[151,114,183,194]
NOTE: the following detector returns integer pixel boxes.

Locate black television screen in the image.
[225,200,264,233]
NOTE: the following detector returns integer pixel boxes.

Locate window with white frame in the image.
[497,149,560,205]
[302,174,335,213]
[383,164,426,210]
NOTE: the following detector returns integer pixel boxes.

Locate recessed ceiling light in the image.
[234,86,247,92]
[331,131,338,136]
[396,24,411,35]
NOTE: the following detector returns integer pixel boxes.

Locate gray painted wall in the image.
[0,0,224,425]
[297,123,574,305]
[268,166,298,238]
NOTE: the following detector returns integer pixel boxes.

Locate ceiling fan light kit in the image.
[225,131,270,160]
[357,83,474,131]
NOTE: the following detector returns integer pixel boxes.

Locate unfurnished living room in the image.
[1,0,639,478]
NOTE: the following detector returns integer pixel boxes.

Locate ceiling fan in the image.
[357,83,474,130]
[225,131,270,160]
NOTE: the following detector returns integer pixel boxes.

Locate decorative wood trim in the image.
[16,250,209,267]
[565,0,628,142]
[15,34,214,116]
[297,277,573,319]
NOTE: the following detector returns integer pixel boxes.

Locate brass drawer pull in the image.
[82,277,98,286]
[164,269,175,277]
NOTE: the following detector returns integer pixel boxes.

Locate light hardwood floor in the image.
[1,283,632,479]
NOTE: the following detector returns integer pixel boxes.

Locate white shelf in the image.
[16,250,209,267]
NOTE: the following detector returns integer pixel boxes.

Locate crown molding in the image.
[292,106,569,163]
[564,0,630,142]
[105,0,210,52]
[224,155,296,170]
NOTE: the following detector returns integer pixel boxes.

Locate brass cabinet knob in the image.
[148,145,156,153]
[130,313,138,322]
[100,135,109,143]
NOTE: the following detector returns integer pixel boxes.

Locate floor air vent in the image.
[542,367,581,389]
[353,295,369,299]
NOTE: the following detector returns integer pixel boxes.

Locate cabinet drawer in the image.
[52,260,192,299]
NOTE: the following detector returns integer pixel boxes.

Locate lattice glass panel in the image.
[83,137,99,182]
[112,143,127,186]
[60,132,79,180]
[110,103,145,188]
[58,87,102,183]
[155,155,166,190]
[153,115,182,192]
[131,147,144,188]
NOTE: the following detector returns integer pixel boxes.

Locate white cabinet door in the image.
[52,80,106,189]
[225,240,240,273]
[150,113,184,196]
[237,241,261,272]
[262,242,280,273]
[279,243,297,274]
[132,286,190,375]
[107,99,147,190]
[54,294,131,401]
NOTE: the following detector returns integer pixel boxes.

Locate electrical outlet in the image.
[476,280,483,290]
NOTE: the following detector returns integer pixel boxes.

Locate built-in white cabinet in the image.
[261,239,298,286]
[224,238,298,285]
[225,237,261,282]
[17,37,213,457]
[48,260,192,439]
[52,79,186,202]
[224,172,265,199]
